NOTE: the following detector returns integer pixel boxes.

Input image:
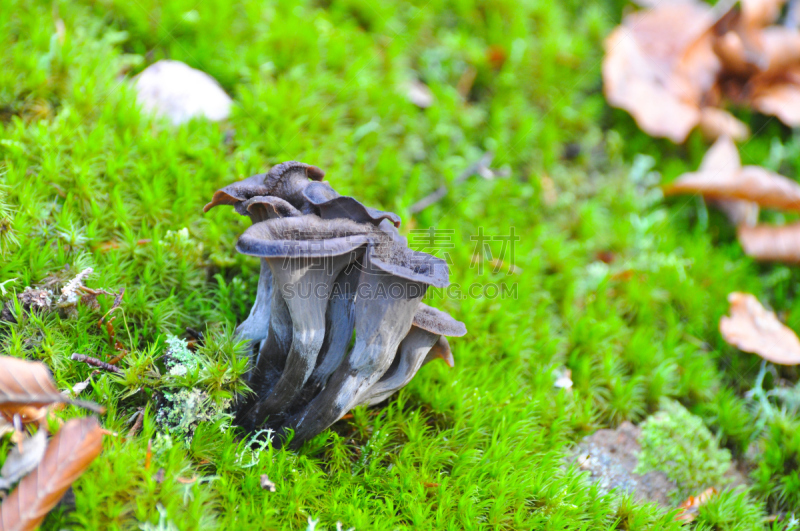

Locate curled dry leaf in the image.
[0,430,48,491]
[0,356,103,414]
[664,135,800,212]
[698,107,750,141]
[738,222,800,262]
[749,67,800,126]
[603,1,720,142]
[605,0,800,133]
[720,292,800,365]
[0,417,104,531]
[675,487,718,522]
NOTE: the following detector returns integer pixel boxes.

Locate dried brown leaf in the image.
[0,417,104,531]
[603,2,720,142]
[0,356,103,414]
[741,0,786,30]
[675,487,718,522]
[720,292,800,365]
[749,68,800,126]
[0,406,48,427]
[698,107,750,141]
[738,222,800,262]
[664,136,800,211]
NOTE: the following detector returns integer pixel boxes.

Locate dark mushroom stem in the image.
[283,265,361,417]
[233,197,302,356]
[360,304,465,407]
[235,216,370,429]
[359,328,440,407]
[282,248,448,447]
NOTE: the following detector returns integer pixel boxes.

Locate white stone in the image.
[133,60,232,125]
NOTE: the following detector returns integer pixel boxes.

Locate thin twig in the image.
[409,152,497,214]
[127,409,144,439]
[71,353,122,374]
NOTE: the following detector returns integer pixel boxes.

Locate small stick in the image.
[78,286,116,298]
[127,409,144,439]
[71,353,122,374]
[409,152,496,214]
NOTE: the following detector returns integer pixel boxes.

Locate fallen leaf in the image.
[260,474,276,492]
[0,417,104,530]
[405,80,434,108]
[604,0,800,132]
[738,222,800,262]
[664,136,800,212]
[596,250,616,264]
[0,430,48,491]
[486,44,507,69]
[0,356,102,413]
[675,487,718,522]
[603,1,721,142]
[71,375,94,397]
[0,406,47,427]
[698,107,749,141]
[554,369,573,391]
[720,292,800,365]
[742,0,786,29]
[749,67,800,126]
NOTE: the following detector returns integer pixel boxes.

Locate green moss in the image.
[636,399,732,501]
[0,0,795,527]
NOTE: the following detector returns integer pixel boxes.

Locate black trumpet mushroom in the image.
[359,303,466,407]
[205,161,467,447]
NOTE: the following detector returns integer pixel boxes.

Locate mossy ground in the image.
[1,0,799,529]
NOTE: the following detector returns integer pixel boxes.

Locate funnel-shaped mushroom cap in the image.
[303,181,401,227]
[238,195,302,220]
[237,216,372,259]
[368,241,450,288]
[359,310,460,408]
[412,303,467,337]
[423,336,454,368]
[379,219,407,246]
[264,161,325,208]
[204,173,270,212]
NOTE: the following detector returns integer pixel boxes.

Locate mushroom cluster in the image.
[205,162,466,447]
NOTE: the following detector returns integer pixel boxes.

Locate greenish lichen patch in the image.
[635,399,732,501]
